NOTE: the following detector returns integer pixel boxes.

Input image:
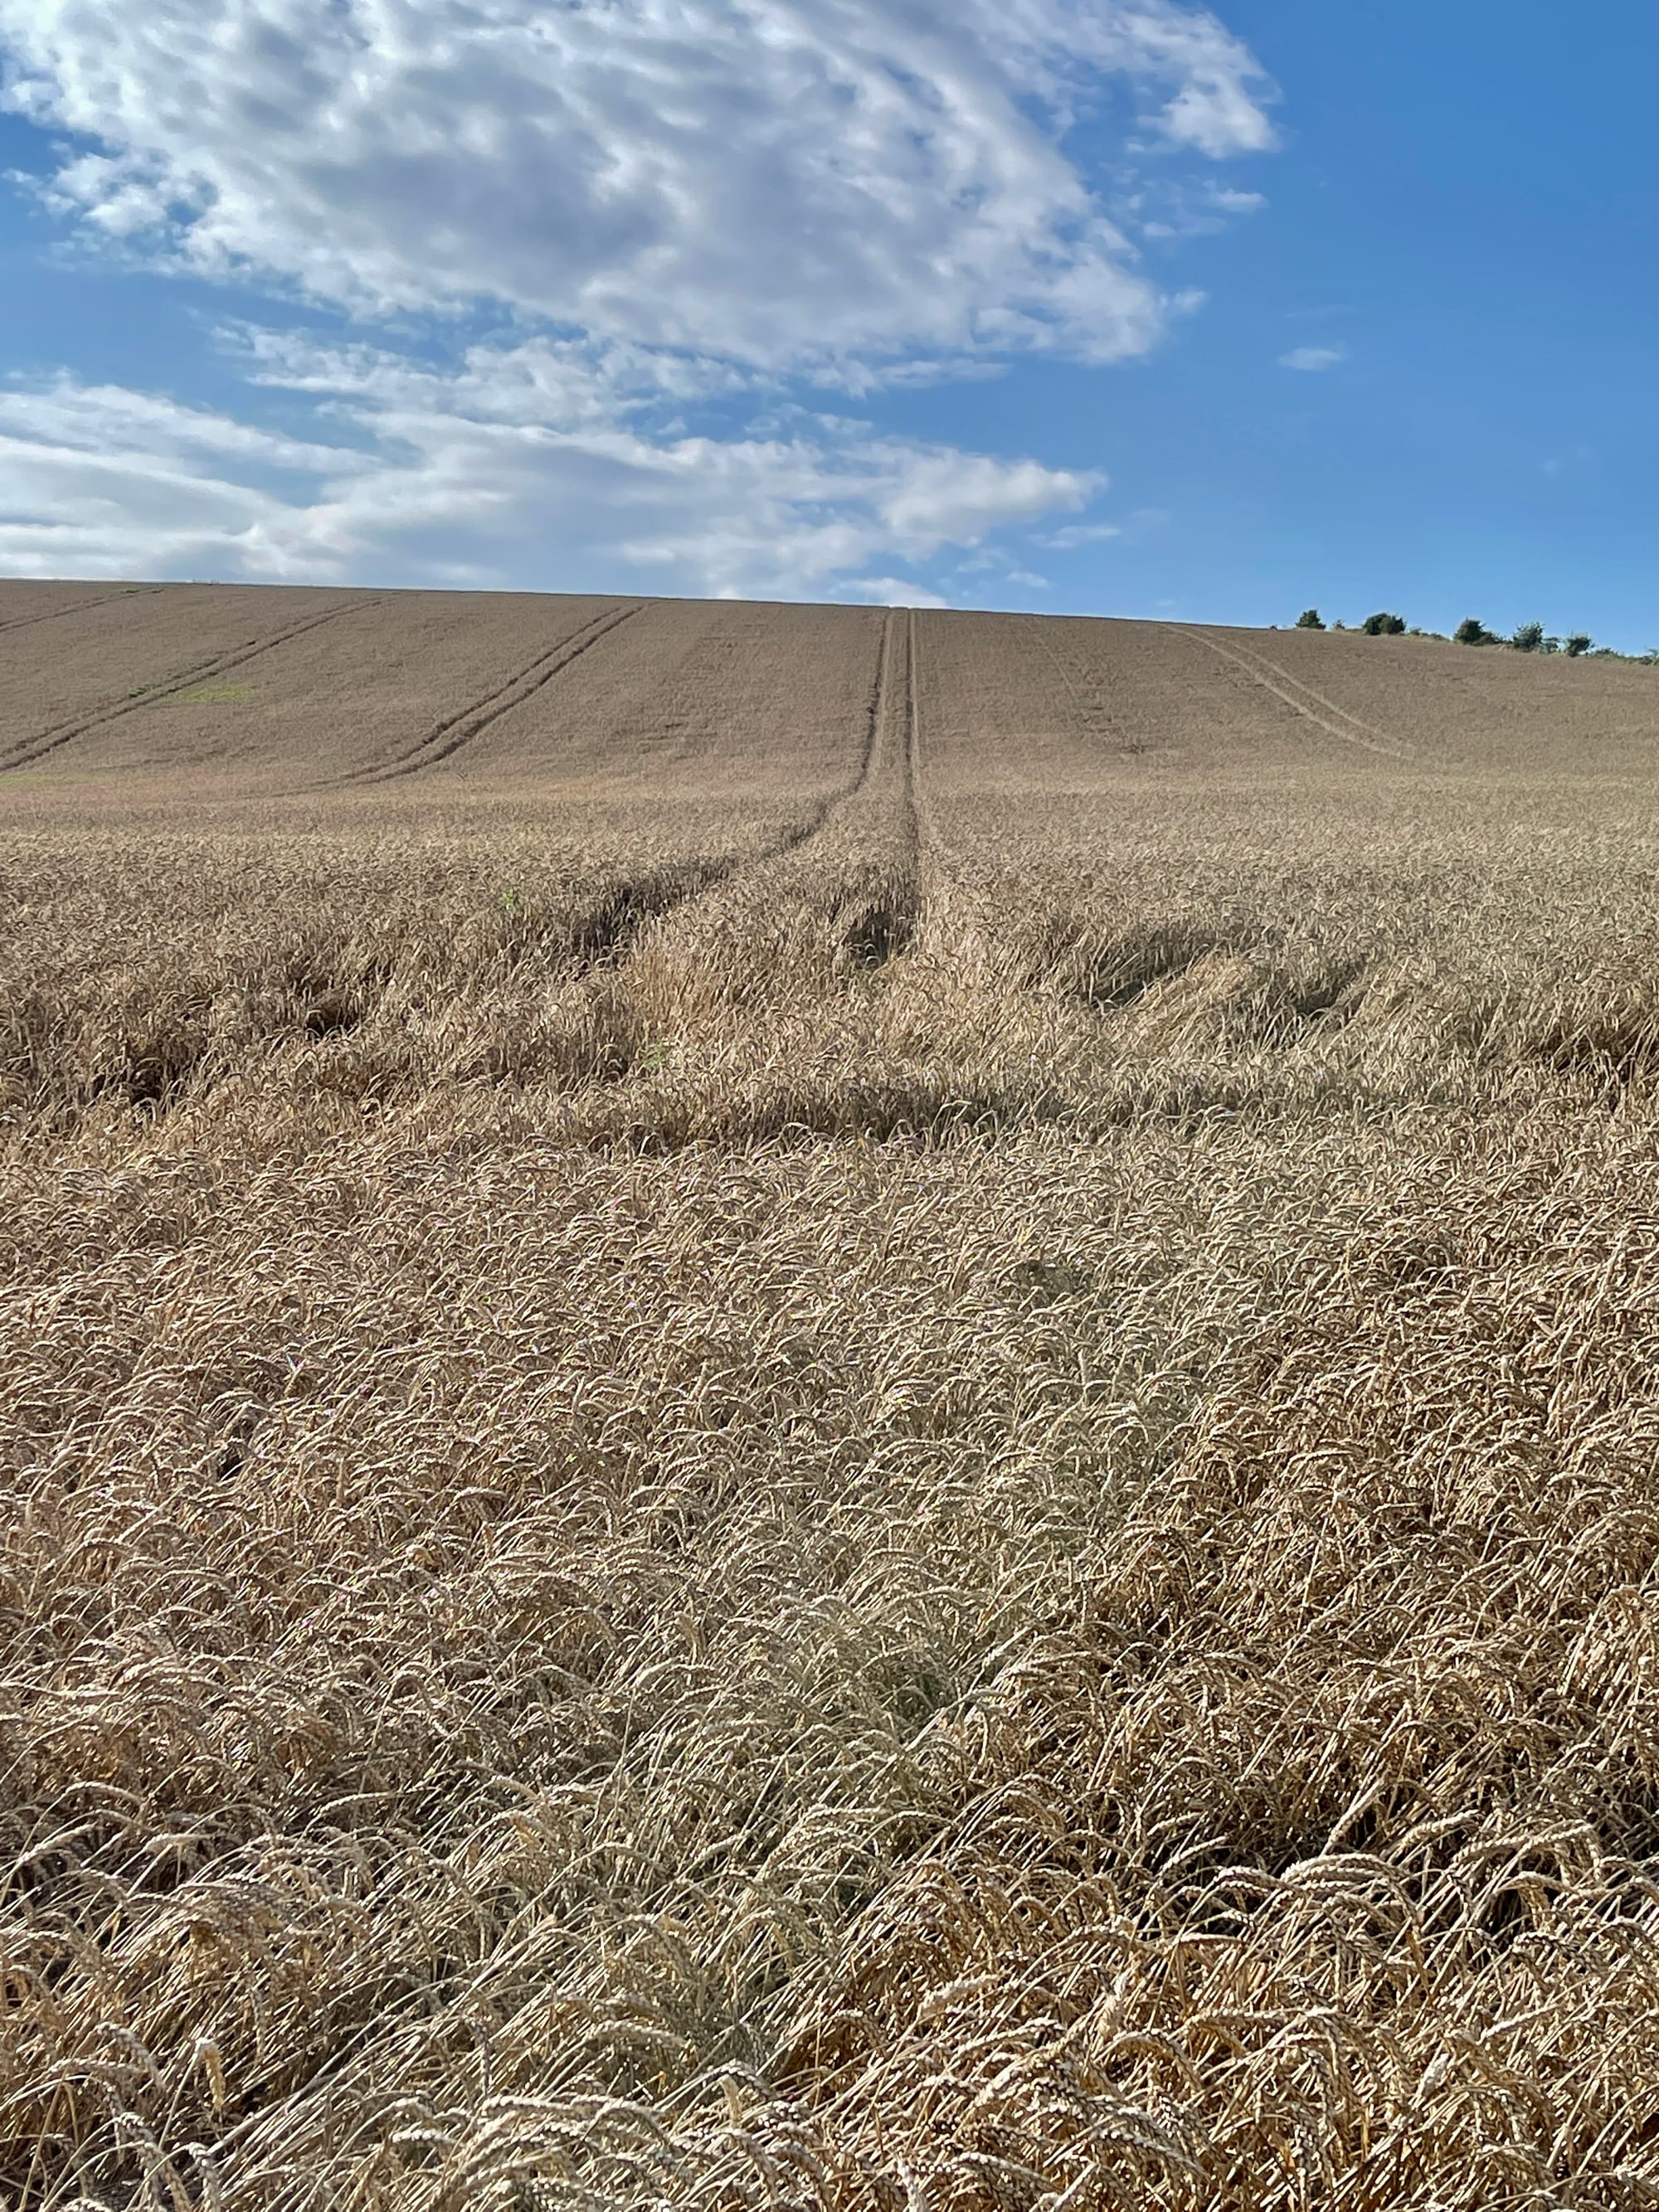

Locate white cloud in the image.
[0,2,1277,595]
[873,449,1089,543]
[1040,520,1122,548]
[0,375,368,474]
[1162,70,1277,158]
[0,340,1098,598]
[1135,178,1267,241]
[847,579,951,609]
[1280,345,1346,372]
[0,0,1276,377]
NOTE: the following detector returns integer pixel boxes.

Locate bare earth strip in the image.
[10,583,1659,2210]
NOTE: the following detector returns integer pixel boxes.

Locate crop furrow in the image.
[1215,631,1410,746]
[0,585,168,640]
[565,858,752,971]
[345,602,645,783]
[522,607,912,994]
[903,606,927,848]
[0,598,384,771]
[1024,615,1145,754]
[1177,625,1414,760]
[567,608,900,968]
[779,604,894,840]
[838,608,922,970]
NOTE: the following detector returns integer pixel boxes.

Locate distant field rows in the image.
[7,579,1659,801]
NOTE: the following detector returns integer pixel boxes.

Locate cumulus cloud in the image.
[0,341,1099,597]
[0,1,1275,594]
[0,0,1275,376]
[1280,345,1346,372]
[1161,69,1277,158]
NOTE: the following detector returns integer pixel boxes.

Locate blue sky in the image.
[0,1,1653,643]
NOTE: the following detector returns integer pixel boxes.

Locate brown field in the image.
[7,581,1659,2209]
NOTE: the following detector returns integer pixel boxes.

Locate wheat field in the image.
[6,581,1659,2208]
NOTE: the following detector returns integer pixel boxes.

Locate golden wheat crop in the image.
[6,590,1659,2208]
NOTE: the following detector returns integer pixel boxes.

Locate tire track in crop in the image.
[1219,633,1415,755]
[0,584,168,640]
[782,600,897,839]
[834,605,924,969]
[339,601,645,785]
[0,598,384,773]
[566,608,898,970]
[1024,615,1147,756]
[1174,626,1417,761]
[567,606,920,993]
[902,607,928,853]
[844,601,894,809]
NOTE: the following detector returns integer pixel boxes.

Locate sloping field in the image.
[0,591,881,799]
[1195,620,1659,771]
[0,586,374,771]
[7,586,1659,2209]
[0,582,163,634]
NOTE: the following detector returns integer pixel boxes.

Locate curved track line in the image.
[411,606,897,975]
[1175,626,1415,761]
[563,607,897,966]
[1212,632,1412,750]
[702,602,896,855]
[659,606,897,869]
[850,604,893,802]
[902,607,928,849]
[0,584,168,640]
[0,598,384,773]
[1023,615,1144,755]
[892,607,929,946]
[342,602,646,784]
[825,605,922,968]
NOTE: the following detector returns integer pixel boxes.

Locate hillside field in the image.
[7,580,1659,2208]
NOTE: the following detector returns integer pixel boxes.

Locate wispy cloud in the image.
[0,0,1277,380]
[1280,345,1347,372]
[847,579,951,609]
[1138,181,1267,240]
[0,0,1279,593]
[0,341,1100,599]
[1039,521,1123,549]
